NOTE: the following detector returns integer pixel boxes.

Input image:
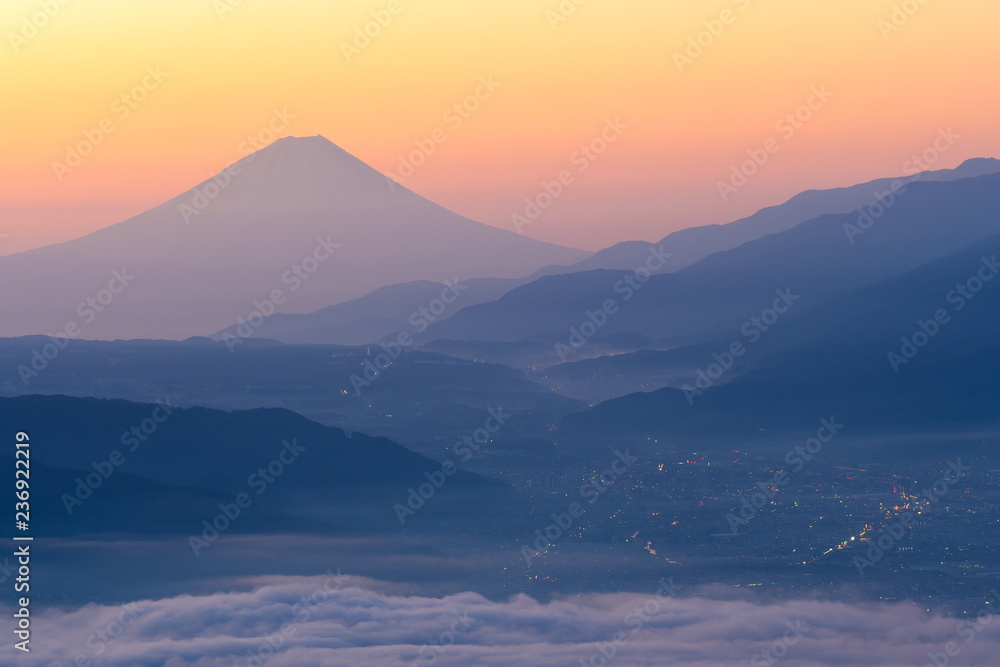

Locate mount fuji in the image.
[0,136,589,340]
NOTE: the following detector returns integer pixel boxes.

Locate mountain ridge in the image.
[0,136,590,340]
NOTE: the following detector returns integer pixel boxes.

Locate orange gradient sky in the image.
[2,0,998,254]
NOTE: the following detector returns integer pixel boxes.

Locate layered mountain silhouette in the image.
[421,171,1000,356]
[212,276,525,346]
[0,136,589,340]
[0,394,513,535]
[0,338,584,448]
[4,152,999,454]
[3,455,327,537]
[560,157,1000,275]
[557,229,1000,452]
[232,158,1000,347]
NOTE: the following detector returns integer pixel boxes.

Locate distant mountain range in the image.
[232,157,1000,348]
[0,394,513,536]
[568,157,1000,274]
[213,276,524,346]
[0,136,589,340]
[422,170,1000,355]
[556,228,1000,457]
[0,337,584,455]
[2,140,996,348]
[3,150,1000,470]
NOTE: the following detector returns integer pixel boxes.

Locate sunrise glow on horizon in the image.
[2,0,999,255]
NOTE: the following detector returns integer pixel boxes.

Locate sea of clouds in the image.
[5,574,1000,666]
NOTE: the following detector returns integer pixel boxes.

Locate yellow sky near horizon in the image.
[1,0,998,254]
